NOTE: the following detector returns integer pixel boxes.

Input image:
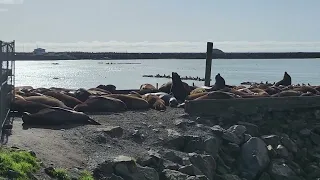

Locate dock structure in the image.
[0,40,15,134]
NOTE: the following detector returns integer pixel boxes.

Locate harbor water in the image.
[15,59,320,89]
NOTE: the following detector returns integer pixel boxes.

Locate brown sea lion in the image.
[42,91,83,108]
[292,86,319,94]
[22,107,101,126]
[24,96,70,109]
[87,89,111,96]
[264,87,280,95]
[170,72,190,102]
[211,73,226,91]
[33,87,50,94]
[275,72,292,86]
[22,92,44,97]
[129,91,142,98]
[74,96,127,112]
[11,100,52,114]
[195,91,237,100]
[96,84,116,93]
[249,88,270,96]
[159,81,191,95]
[105,94,150,110]
[190,88,207,95]
[15,94,26,101]
[271,90,302,97]
[15,86,33,92]
[88,88,111,94]
[142,94,166,111]
[140,84,157,91]
[186,92,209,100]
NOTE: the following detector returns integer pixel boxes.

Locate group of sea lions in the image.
[10,71,320,126]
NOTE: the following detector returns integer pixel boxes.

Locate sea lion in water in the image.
[105,94,150,110]
[275,72,292,87]
[24,96,70,109]
[142,94,166,111]
[42,91,83,108]
[74,96,127,112]
[22,107,101,126]
[170,72,189,102]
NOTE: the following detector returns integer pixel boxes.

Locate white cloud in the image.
[0,0,23,4]
[0,8,8,11]
[15,41,320,53]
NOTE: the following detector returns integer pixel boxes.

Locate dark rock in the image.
[184,135,203,153]
[268,159,298,180]
[276,145,289,159]
[222,131,242,145]
[244,134,252,142]
[215,155,231,175]
[174,119,195,128]
[178,164,204,176]
[203,137,220,157]
[222,125,246,145]
[97,126,124,138]
[261,135,280,147]
[304,164,320,179]
[7,170,20,179]
[281,136,298,153]
[137,150,164,171]
[211,125,226,136]
[188,153,216,180]
[299,129,311,137]
[258,172,271,180]
[310,131,320,146]
[161,169,190,180]
[238,121,259,136]
[223,174,242,180]
[238,137,270,180]
[222,143,240,156]
[106,174,124,180]
[163,151,183,165]
[266,145,278,158]
[163,160,180,171]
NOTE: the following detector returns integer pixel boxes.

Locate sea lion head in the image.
[215,73,226,87]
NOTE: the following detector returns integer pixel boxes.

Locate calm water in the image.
[14,59,320,89]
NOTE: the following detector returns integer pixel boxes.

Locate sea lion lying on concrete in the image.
[292,86,320,95]
[73,88,92,102]
[74,96,127,112]
[186,92,209,100]
[105,94,150,110]
[144,92,178,107]
[22,107,101,126]
[271,90,302,97]
[195,91,238,100]
[142,94,166,111]
[96,84,116,93]
[11,99,52,114]
[159,81,191,95]
[24,96,71,109]
[275,72,292,86]
[42,91,83,108]
[190,88,207,95]
[140,84,157,91]
[170,72,190,102]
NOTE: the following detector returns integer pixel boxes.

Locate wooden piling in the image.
[204,42,213,86]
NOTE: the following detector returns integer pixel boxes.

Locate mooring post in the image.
[204,42,213,86]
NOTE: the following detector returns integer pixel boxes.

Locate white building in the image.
[33,48,46,55]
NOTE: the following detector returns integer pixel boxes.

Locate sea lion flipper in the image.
[88,118,101,125]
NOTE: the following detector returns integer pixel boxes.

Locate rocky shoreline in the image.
[5,105,320,180]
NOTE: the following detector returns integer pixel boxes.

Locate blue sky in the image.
[1,0,320,52]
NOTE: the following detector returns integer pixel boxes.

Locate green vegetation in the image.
[47,167,94,180]
[0,147,40,180]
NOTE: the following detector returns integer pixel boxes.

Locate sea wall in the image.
[15,52,320,60]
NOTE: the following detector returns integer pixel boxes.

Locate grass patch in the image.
[79,170,94,180]
[0,147,40,180]
[46,167,94,180]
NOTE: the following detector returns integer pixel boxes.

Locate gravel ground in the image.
[5,107,194,171]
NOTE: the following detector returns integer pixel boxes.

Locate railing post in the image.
[204,42,213,86]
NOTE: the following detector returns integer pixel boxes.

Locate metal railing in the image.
[0,40,15,134]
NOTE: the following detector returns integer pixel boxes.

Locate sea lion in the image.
[73,88,92,102]
[14,94,26,101]
[88,88,111,94]
[87,89,111,96]
[96,84,116,93]
[129,91,142,98]
[159,81,191,95]
[195,91,237,100]
[21,107,101,126]
[142,94,166,111]
[145,92,178,107]
[42,91,83,108]
[186,92,209,100]
[24,96,70,109]
[292,86,319,94]
[74,96,127,112]
[211,73,226,90]
[140,84,157,91]
[190,88,207,95]
[170,72,190,102]
[105,94,150,110]
[275,72,292,86]
[11,100,52,114]
[248,88,270,96]
[264,87,280,95]
[271,90,302,97]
